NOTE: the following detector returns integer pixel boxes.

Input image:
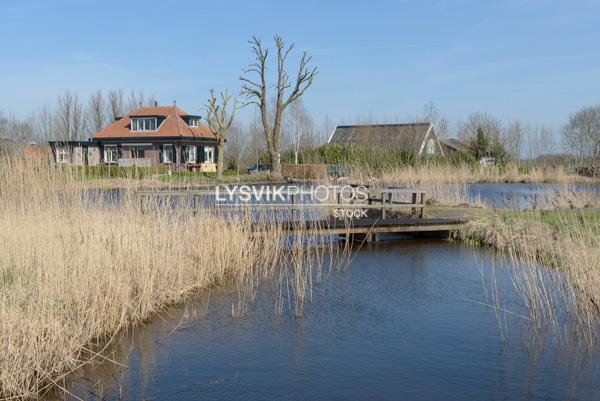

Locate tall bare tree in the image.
[240,35,317,178]
[205,89,239,181]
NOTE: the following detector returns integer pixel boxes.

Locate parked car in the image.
[246,163,270,174]
[479,157,496,167]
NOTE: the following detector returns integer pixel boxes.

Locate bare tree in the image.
[562,105,600,165]
[56,91,85,141]
[34,105,56,141]
[504,120,524,162]
[226,121,247,174]
[0,111,34,141]
[284,98,314,164]
[539,126,555,163]
[87,90,106,135]
[107,89,125,123]
[240,35,317,178]
[422,101,449,138]
[126,90,146,113]
[205,89,239,181]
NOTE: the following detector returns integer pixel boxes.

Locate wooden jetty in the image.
[135,186,467,242]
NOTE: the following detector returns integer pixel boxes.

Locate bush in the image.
[318,144,416,171]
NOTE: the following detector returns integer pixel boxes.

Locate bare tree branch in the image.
[239,35,317,178]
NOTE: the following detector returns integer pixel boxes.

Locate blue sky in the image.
[1,0,599,137]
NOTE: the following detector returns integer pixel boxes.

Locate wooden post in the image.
[419,192,425,218]
[192,194,197,217]
[411,192,417,217]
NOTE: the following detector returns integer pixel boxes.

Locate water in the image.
[57,241,600,401]
[88,183,600,212]
[467,183,600,209]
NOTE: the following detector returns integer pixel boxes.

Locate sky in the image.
[1,0,599,140]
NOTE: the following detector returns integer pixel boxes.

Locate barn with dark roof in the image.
[328,122,444,156]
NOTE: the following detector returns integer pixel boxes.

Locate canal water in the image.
[466,183,600,209]
[92,182,600,214]
[57,241,600,401]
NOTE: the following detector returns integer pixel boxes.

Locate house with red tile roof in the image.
[49,103,218,171]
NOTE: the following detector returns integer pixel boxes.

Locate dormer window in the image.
[188,117,200,127]
[131,117,157,131]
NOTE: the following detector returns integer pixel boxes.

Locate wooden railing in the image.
[135,186,426,219]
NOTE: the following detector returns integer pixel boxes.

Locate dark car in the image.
[246,163,270,174]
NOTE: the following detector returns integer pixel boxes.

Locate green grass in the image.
[427,206,600,238]
[499,208,600,237]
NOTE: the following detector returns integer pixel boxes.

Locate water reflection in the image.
[53,241,600,401]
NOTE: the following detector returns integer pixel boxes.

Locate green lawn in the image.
[499,208,600,237]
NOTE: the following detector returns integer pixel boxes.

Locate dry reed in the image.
[0,157,341,399]
[460,207,600,344]
[357,164,593,185]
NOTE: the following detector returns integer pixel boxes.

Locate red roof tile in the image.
[93,105,215,139]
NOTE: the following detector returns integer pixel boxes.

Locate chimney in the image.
[173,100,177,107]
[154,100,158,107]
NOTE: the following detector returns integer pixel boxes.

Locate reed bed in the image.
[460,208,600,343]
[356,164,592,184]
[0,158,343,399]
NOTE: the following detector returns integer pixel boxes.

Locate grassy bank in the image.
[0,158,335,399]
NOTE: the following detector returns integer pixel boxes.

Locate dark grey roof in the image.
[440,138,470,153]
[328,123,433,154]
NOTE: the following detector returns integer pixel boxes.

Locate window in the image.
[162,145,174,163]
[426,138,436,155]
[189,118,200,127]
[104,145,118,163]
[204,146,214,163]
[131,118,157,131]
[131,146,145,159]
[57,147,68,163]
[183,146,196,163]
